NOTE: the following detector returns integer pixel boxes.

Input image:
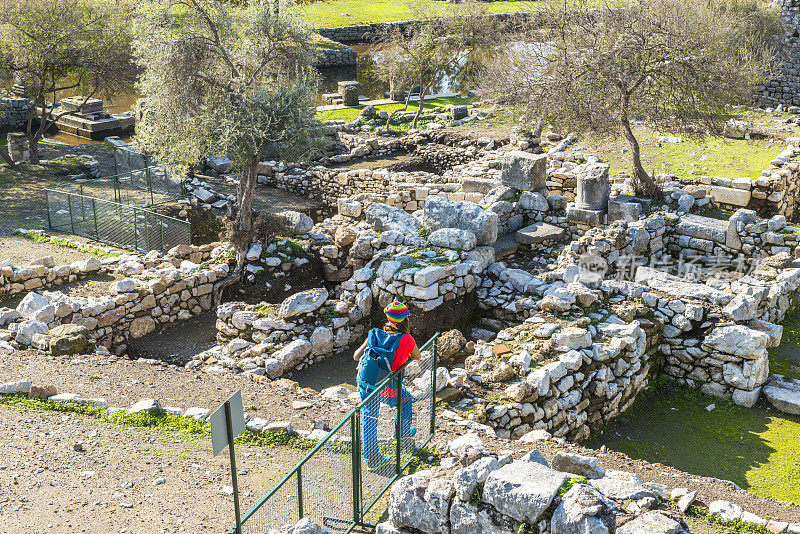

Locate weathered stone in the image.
[483,462,568,524]
[422,195,499,246]
[279,210,313,235]
[48,324,90,356]
[130,316,156,339]
[515,222,565,245]
[428,228,477,251]
[551,452,605,479]
[449,498,511,534]
[616,512,682,534]
[278,288,328,318]
[551,484,614,534]
[574,163,610,211]
[388,471,453,533]
[501,151,547,191]
[365,203,422,235]
[762,375,800,415]
[454,456,502,501]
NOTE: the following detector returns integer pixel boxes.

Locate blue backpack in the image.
[357,328,403,392]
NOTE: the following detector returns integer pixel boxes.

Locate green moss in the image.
[0,393,305,451]
[768,311,800,380]
[312,34,346,50]
[274,236,305,256]
[687,505,773,534]
[585,376,800,504]
[557,476,590,496]
[254,304,278,316]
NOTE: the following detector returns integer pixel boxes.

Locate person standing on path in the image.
[353,301,421,473]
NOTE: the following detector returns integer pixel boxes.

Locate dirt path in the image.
[4,345,800,526]
[0,405,308,534]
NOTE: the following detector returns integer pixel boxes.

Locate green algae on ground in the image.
[585,377,800,504]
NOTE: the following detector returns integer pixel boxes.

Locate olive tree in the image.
[0,0,135,165]
[134,0,323,298]
[373,2,500,129]
[488,0,780,196]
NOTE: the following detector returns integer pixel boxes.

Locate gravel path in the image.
[0,405,305,533]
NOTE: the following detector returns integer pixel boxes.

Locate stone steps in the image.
[514,222,565,245]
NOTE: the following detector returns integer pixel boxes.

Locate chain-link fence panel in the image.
[46,189,191,253]
[235,334,439,534]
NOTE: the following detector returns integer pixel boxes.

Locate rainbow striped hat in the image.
[384,301,410,324]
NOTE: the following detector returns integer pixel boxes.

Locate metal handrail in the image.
[235,332,439,532]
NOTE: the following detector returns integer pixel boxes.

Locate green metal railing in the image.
[113,146,185,200]
[66,169,183,208]
[45,189,191,253]
[234,333,439,534]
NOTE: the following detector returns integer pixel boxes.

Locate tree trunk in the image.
[412,86,426,129]
[620,106,657,198]
[212,156,259,306]
[28,139,40,165]
[0,145,14,166]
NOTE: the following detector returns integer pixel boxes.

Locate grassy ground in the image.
[301,0,538,28]
[586,377,800,505]
[578,110,797,181]
[316,96,475,123]
[769,312,800,380]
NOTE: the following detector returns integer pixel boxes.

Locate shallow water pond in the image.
[585,377,800,504]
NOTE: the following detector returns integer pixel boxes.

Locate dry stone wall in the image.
[1,243,224,353]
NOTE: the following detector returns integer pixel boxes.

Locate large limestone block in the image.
[449,497,512,534]
[365,203,422,235]
[483,461,567,524]
[388,471,453,533]
[616,512,682,534]
[762,375,800,415]
[278,288,328,318]
[500,151,547,191]
[705,185,751,207]
[703,325,774,358]
[422,195,498,246]
[551,484,614,534]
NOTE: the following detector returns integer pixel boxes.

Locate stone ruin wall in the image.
[1,243,224,354]
[757,0,800,107]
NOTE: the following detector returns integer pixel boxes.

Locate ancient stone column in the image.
[566,162,611,226]
[575,162,610,211]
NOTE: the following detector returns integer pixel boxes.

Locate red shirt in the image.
[380,332,415,397]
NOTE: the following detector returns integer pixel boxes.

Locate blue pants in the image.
[359,388,413,460]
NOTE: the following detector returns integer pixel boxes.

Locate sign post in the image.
[210,390,246,534]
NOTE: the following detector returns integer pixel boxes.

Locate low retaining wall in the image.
[314,45,357,68]
[0,97,32,130]
[1,243,225,352]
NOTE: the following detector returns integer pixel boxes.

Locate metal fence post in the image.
[395,370,403,475]
[350,412,361,523]
[297,465,304,519]
[67,194,75,235]
[431,336,438,438]
[92,198,99,240]
[224,401,242,534]
[45,190,52,230]
[160,222,165,253]
[133,207,138,252]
